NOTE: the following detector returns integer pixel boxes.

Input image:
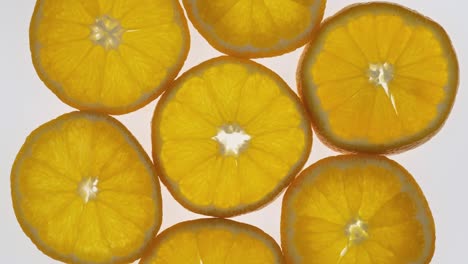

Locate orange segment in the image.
[140,218,285,264]
[30,0,189,114]
[281,155,435,264]
[183,0,326,58]
[152,56,311,217]
[299,2,458,153]
[11,112,161,264]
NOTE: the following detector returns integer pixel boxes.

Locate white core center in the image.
[368,62,398,114]
[78,177,99,203]
[212,124,251,156]
[89,15,125,50]
[339,219,369,261]
[346,219,369,243]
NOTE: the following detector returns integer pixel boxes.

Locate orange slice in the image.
[282,155,435,264]
[298,2,458,153]
[30,0,190,114]
[140,218,285,264]
[183,0,326,58]
[152,56,312,217]
[11,112,161,263]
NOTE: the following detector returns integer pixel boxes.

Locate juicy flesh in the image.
[157,61,308,211]
[33,0,186,110]
[285,160,431,264]
[308,9,450,145]
[14,115,158,262]
[143,222,279,264]
[188,0,324,51]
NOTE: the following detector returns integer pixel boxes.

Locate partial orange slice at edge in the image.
[282,155,435,264]
[140,218,285,264]
[183,0,326,58]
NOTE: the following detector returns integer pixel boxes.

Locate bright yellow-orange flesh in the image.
[183,0,326,58]
[11,112,161,264]
[140,218,285,264]
[152,57,311,217]
[299,2,458,153]
[282,155,435,264]
[30,0,189,114]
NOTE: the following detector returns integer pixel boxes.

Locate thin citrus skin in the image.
[152,56,312,217]
[30,0,190,115]
[298,2,459,154]
[183,0,326,58]
[11,112,162,264]
[281,155,435,264]
[140,218,285,264]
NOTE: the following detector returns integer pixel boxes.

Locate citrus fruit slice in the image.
[298,2,458,154]
[183,0,326,58]
[152,56,312,217]
[11,112,162,264]
[140,218,285,264]
[30,0,190,114]
[282,155,435,264]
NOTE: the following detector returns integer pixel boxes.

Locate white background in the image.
[1,0,466,263]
